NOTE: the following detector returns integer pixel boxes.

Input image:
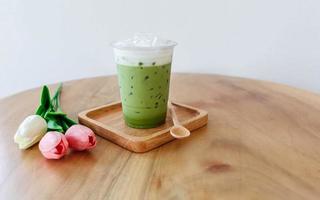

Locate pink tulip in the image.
[39,131,69,159]
[65,125,96,151]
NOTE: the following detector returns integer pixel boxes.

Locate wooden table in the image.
[1,74,320,199]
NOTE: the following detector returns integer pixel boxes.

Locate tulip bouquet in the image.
[14,84,97,159]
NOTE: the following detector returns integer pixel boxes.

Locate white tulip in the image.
[14,115,47,149]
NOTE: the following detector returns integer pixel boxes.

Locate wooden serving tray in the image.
[78,101,208,153]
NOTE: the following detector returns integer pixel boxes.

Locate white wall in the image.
[1,0,320,98]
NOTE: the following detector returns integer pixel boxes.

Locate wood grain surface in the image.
[1,74,320,200]
[78,101,208,153]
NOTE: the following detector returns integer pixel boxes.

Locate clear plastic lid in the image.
[111,33,177,51]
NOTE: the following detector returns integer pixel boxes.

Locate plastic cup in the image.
[112,33,177,129]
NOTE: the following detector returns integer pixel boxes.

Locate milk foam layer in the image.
[114,48,173,66]
[112,33,177,49]
[112,33,176,66]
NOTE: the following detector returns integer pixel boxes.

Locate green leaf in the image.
[62,116,77,127]
[60,120,69,132]
[40,86,51,109]
[52,83,62,100]
[35,85,53,117]
[35,104,46,117]
[51,83,63,112]
[47,119,63,132]
[44,111,76,133]
[35,83,77,133]
[44,111,67,120]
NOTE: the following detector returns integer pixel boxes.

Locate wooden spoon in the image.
[169,102,191,139]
